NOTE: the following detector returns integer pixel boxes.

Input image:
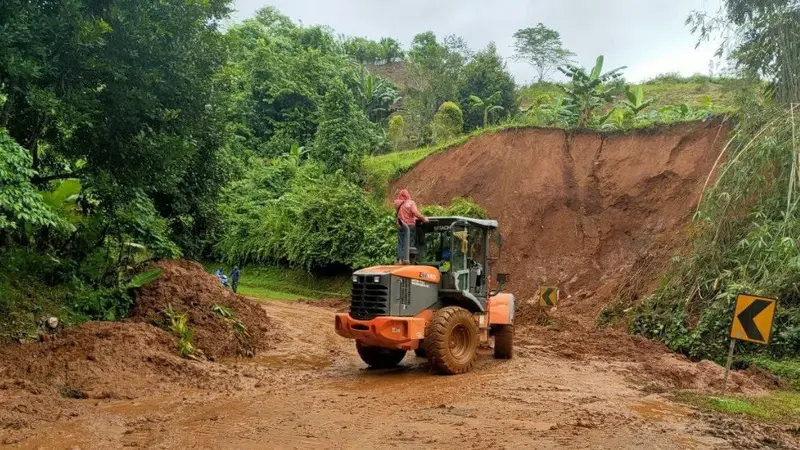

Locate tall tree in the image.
[379,37,404,64]
[0,0,232,256]
[313,80,369,175]
[512,24,575,83]
[458,43,517,131]
[405,32,470,143]
[688,0,800,103]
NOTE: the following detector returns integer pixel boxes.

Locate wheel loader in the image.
[335,216,514,375]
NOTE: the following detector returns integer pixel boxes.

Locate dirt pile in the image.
[0,322,206,400]
[516,317,777,394]
[133,260,274,360]
[393,120,730,324]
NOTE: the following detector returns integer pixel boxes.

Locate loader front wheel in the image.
[355,341,406,369]
[493,325,514,359]
[424,306,479,374]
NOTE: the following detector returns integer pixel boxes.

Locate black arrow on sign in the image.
[543,288,555,306]
[737,299,771,342]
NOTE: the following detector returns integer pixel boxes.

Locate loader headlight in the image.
[373,276,380,283]
[352,275,358,283]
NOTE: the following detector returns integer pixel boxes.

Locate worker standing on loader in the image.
[394,188,427,264]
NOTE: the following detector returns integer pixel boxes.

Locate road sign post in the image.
[722,339,736,393]
[722,293,777,393]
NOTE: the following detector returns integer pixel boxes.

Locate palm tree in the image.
[469,91,505,127]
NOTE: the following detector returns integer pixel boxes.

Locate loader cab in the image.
[416,217,500,309]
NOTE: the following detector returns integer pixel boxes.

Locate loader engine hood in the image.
[355,265,441,283]
[350,265,441,320]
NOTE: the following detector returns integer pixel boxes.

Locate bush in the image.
[431,102,463,143]
[421,197,488,219]
[216,161,395,270]
[631,105,800,361]
[313,80,370,175]
[387,115,405,150]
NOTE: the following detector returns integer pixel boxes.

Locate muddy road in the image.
[4,300,794,450]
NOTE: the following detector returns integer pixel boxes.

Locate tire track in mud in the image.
[7,301,795,450]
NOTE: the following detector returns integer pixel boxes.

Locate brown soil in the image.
[2,302,797,449]
[0,260,276,438]
[392,120,731,325]
[3,123,799,449]
[132,260,274,360]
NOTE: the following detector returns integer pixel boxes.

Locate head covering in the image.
[394,188,410,209]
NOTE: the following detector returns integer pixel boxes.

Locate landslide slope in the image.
[392,120,731,324]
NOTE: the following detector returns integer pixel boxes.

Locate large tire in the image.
[493,325,514,359]
[424,306,479,374]
[356,341,406,369]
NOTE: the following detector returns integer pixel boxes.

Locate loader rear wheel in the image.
[493,325,514,359]
[355,341,406,369]
[424,306,479,375]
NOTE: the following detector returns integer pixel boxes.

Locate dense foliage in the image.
[0,0,786,355]
[689,0,800,103]
[217,160,395,271]
[631,4,800,363]
[459,43,518,130]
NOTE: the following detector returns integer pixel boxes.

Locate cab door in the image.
[450,222,470,292]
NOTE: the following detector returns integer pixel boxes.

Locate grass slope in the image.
[204,263,350,301]
[519,76,740,111]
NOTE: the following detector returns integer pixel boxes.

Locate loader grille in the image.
[350,276,389,320]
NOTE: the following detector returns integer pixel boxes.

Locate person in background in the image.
[393,188,428,264]
[231,266,241,293]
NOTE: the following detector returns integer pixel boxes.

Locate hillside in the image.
[368,62,738,112]
[390,120,731,324]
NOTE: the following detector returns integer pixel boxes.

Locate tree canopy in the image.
[513,24,575,83]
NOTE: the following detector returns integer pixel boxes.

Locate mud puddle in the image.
[2,301,798,449]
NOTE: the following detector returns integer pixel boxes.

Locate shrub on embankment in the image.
[215,157,486,271]
[631,105,800,361]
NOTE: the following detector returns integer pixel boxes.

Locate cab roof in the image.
[426,216,499,229]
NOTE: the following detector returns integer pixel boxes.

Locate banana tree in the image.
[469,91,505,127]
[621,86,655,116]
[282,143,308,167]
[558,55,626,127]
[354,69,401,124]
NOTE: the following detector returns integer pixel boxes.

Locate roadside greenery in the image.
[629,0,800,372]
[0,0,794,371]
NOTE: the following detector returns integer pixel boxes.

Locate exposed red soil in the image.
[132,260,274,360]
[0,260,276,434]
[392,120,731,325]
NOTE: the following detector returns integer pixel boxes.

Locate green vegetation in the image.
[164,304,197,358]
[745,357,800,389]
[205,264,350,301]
[512,23,575,83]
[1,0,796,389]
[212,304,248,336]
[628,1,800,388]
[459,43,518,131]
[518,75,740,112]
[432,102,464,143]
[676,391,800,423]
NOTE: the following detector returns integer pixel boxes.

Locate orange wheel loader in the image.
[335,216,514,375]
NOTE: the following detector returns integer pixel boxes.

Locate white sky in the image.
[229,0,725,84]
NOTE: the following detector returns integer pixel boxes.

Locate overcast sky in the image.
[229,0,724,84]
